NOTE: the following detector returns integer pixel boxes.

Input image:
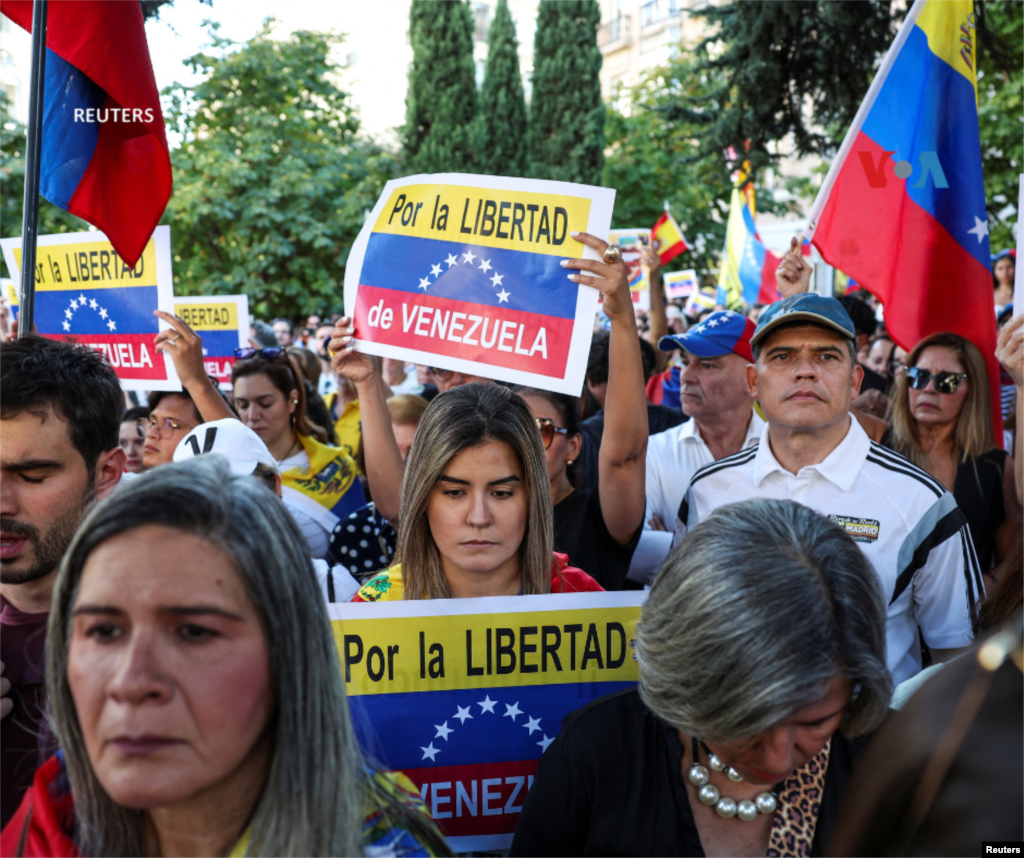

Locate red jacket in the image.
[1,753,79,857]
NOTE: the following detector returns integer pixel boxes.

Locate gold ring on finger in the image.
[603,244,623,265]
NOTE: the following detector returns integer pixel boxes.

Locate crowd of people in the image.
[0,233,1021,856]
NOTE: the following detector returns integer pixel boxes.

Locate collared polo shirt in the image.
[644,409,765,531]
[674,417,984,685]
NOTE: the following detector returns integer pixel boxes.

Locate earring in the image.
[293,399,299,404]
[567,460,574,466]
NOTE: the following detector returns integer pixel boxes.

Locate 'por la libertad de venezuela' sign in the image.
[343,174,616,395]
[329,591,645,853]
[174,295,250,389]
[1,227,180,391]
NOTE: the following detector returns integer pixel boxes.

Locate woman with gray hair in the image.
[511,499,892,857]
[0,457,447,857]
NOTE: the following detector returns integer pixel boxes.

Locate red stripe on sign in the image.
[401,759,539,839]
[355,285,572,378]
[44,332,166,380]
[203,356,236,385]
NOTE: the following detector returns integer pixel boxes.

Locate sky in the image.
[144,0,414,144]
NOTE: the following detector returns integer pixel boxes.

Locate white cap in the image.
[666,306,684,321]
[173,418,276,476]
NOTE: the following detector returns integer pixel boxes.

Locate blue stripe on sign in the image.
[348,681,635,771]
[862,24,989,270]
[198,329,241,358]
[37,286,160,336]
[40,49,106,210]
[361,233,579,320]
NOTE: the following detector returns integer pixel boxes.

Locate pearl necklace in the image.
[687,738,778,821]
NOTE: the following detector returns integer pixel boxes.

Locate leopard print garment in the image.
[766,740,831,858]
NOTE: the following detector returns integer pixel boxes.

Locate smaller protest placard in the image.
[343,174,615,396]
[664,269,699,300]
[609,228,650,310]
[1,279,16,321]
[331,591,645,853]
[0,227,179,391]
[174,295,249,389]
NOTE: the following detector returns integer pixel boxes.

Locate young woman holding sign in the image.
[330,231,645,597]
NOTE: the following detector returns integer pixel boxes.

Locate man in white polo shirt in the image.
[674,294,984,684]
[644,311,765,534]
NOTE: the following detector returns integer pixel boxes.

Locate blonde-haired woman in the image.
[350,383,601,601]
[886,332,1022,571]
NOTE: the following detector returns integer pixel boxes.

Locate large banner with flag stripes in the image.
[1,226,180,390]
[343,174,615,395]
[330,591,645,852]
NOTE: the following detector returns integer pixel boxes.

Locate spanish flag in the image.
[651,212,688,264]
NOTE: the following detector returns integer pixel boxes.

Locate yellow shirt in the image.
[324,393,362,463]
[355,565,405,602]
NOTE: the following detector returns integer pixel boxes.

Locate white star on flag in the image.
[65,309,73,319]
[62,321,70,331]
[523,716,542,735]
[462,250,477,265]
[99,308,108,319]
[478,258,493,274]
[503,701,522,721]
[107,320,116,331]
[490,272,503,288]
[420,742,440,762]
[78,294,86,303]
[497,289,510,304]
[453,705,473,724]
[537,734,555,753]
[70,299,79,310]
[89,299,98,310]
[478,695,497,714]
[431,263,443,278]
[967,215,989,243]
[445,253,459,268]
[434,721,454,741]
[418,277,431,291]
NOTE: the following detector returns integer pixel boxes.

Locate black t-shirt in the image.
[553,488,641,591]
[858,364,888,393]
[953,449,1008,572]
[511,687,866,858]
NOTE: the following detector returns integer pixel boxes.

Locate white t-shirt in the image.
[311,558,361,603]
[278,449,331,559]
[674,417,984,685]
[644,410,765,531]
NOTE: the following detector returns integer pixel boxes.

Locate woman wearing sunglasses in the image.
[231,348,366,559]
[886,332,1022,572]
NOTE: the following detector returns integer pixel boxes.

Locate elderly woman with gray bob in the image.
[511,498,891,858]
[0,457,447,858]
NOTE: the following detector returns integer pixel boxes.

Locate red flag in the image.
[2,0,172,267]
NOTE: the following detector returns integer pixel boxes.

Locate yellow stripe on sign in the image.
[916,0,977,99]
[372,184,592,259]
[13,237,158,290]
[332,605,641,697]
[174,301,239,330]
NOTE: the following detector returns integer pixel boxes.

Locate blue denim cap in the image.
[750,293,857,347]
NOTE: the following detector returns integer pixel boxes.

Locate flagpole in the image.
[17,0,48,339]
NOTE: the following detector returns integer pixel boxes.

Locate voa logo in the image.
[859,150,948,189]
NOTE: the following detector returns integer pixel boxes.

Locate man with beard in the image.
[0,336,125,826]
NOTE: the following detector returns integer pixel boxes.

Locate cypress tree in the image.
[528,0,605,185]
[404,0,479,174]
[479,0,528,176]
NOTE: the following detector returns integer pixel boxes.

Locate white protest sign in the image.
[664,269,699,300]
[173,295,250,390]
[343,174,615,395]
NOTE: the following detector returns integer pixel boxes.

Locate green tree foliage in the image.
[603,61,730,278]
[665,1,899,180]
[139,0,212,23]
[528,0,605,185]
[479,0,528,176]
[164,21,399,319]
[403,0,479,174]
[977,0,1023,250]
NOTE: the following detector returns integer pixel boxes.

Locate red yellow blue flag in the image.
[806,0,1000,437]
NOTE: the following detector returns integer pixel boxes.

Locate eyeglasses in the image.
[887,359,906,378]
[535,417,570,449]
[906,366,968,394]
[137,417,192,440]
[235,347,285,360]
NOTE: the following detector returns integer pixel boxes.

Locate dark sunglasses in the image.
[535,417,569,449]
[235,347,285,360]
[906,366,968,394]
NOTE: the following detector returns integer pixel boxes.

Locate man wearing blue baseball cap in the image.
[673,292,984,685]
[635,310,765,582]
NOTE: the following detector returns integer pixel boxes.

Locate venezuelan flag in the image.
[717,188,780,309]
[807,0,1000,435]
[2,0,171,267]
